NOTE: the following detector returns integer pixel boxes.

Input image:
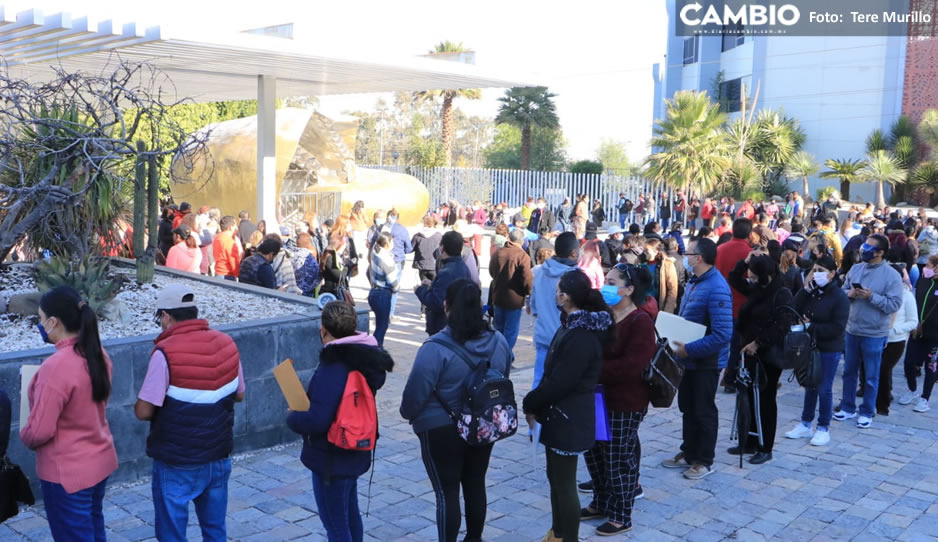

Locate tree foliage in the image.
[569,160,604,174]
[495,87,560,170]
[595,138,634,174]
[783,151,819,201]
[819,158,864,202]
[483,124,566,171]
[859,150,907,208]
[645,90,731,194]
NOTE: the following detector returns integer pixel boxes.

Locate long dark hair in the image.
[611,263,652,306]
[39,286,110,402]
[559,269,614,322]
[445,279,487,343]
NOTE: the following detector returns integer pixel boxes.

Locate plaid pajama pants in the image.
[584,410,644,526]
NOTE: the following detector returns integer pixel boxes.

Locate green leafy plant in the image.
[816,185,839,202]
[33,256,124,313]
[819,158,864,202]
[569,160,604,174]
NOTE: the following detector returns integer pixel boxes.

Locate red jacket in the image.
[701,202,715,219]
[172,210,189,230]
[715,237,752,319]
[737,202,755,220]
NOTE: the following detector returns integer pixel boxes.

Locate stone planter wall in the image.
[0,263,368,492]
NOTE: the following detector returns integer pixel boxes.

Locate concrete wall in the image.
[1,265,368,494]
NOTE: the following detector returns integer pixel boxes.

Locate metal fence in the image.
[361,165,668,224]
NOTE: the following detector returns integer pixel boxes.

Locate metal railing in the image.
[360,165,670,225]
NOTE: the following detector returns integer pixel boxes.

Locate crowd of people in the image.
[6,188,938,542]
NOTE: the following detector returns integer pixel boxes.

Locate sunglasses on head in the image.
[614,263,636,284]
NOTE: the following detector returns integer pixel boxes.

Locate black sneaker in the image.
[727,445,755,455]
[596,521,632,536]
[580,507,604,520]
[578,480,594,493]
[749,451,773,465]
[634,486,644,500]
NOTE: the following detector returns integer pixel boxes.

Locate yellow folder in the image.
[273,359,311,411]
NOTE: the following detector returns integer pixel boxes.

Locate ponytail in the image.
[185,234,198,249]
[583,288,614,323]
[77,304,110,403]
[40,286,111,403]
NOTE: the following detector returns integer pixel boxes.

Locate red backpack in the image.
[327,371,377,451]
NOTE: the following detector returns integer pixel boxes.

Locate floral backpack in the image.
[430,334,518,446]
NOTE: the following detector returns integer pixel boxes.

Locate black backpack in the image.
[429,334,518,446]
[619,198,633,214]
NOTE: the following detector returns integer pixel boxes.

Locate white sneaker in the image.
[856,416,872,428]
[832,410,856,421]
[898,390,920,405]
[810,430,830,446]
[913,398,931,413]
[785,423,814,439]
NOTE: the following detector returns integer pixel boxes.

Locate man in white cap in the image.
[134,284,244,542]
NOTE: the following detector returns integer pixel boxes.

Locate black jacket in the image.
[793,282,850,352]
[528,208,556,233]
[157,218,175,259]
[528,237,553,264]
[286,342,393,479]
[603,239,622,269]
[729,261,795,352]
[523,311,609,453]
[781,266,804,295]
[411,231,442,271]
[916,276,938,340]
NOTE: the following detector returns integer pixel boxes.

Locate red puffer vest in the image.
[146,319,241,465]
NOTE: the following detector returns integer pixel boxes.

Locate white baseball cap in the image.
[155,284,197,310]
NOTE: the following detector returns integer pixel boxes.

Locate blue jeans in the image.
[675,210,684,225]
[390,262,403,317]
[840,333,888,418]
[618,212,627,229]
[368,287,392,346]
[152,458,231,542]
[41,477,108,542]
[534,343,549,388]
[660,217,670,230]
[311,473,363,542]
[493,307,522,350]
[801,351,841,429]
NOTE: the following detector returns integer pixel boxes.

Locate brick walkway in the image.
[3,255,938,542]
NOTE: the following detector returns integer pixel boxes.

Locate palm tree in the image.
[918,109,938,154]
[495,86,560,170]
[414,42,481,167]
[859,150,907,209]
[645,90,732,194]
[819,158,864,202]
[866,129,888,153]
[783,151,819,201]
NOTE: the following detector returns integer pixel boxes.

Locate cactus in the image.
[136,246,155,283]
[133,140,146,259]
[147,153,159,252]
[33,256,124,314]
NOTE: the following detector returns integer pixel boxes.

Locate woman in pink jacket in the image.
[21,286,117,541]
[164,224,203,274]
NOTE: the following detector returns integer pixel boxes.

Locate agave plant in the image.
[33,256,124,314]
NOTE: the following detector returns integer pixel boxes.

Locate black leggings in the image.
[744,358,782,453]
[418,425,493,542]
[545,449,580,542]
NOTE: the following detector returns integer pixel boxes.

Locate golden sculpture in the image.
[171,107,429,226]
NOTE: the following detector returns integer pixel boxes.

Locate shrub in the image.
[569,160,604,175]
[33,256,124,313]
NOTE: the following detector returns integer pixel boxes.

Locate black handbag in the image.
[793,349,823,388]
[643,330,684,408]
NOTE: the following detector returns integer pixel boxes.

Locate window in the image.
[721,23,745,51]
[719,77,742,112]
[683,36,699,65]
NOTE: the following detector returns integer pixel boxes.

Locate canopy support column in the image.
[257,75,277,227]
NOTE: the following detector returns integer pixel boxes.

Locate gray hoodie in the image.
[530,257,577,348]
[842,261,904,338]
[918,226,937,264]
[400,327,511,433]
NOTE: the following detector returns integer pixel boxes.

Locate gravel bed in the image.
[0,264,310,355]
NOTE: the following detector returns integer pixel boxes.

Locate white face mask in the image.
[814,272,831,288]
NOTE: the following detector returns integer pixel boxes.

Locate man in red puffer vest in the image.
[134,284,244,542]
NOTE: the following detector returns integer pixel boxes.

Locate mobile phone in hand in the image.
[852,283,863,290]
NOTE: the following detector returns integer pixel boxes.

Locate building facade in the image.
[652,0,938,204]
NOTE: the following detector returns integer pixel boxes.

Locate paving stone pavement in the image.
[4,250,938,542]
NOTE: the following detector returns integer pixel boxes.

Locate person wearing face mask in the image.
[20,286,116,541]
[834,234,904,428]
[726,253,795,464]
[917,220,937,274]
[288,301,393,542]
[580,264,655,536]
[524,269,613,542]
[899,254,938,412]
[528,197,556,234]
[134,284,244,542]
[641,236,678,314]
[786,256,849,446]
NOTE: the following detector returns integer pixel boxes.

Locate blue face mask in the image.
[600,284,623,306]
[37,322,51,344]
[860,243,877,262]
